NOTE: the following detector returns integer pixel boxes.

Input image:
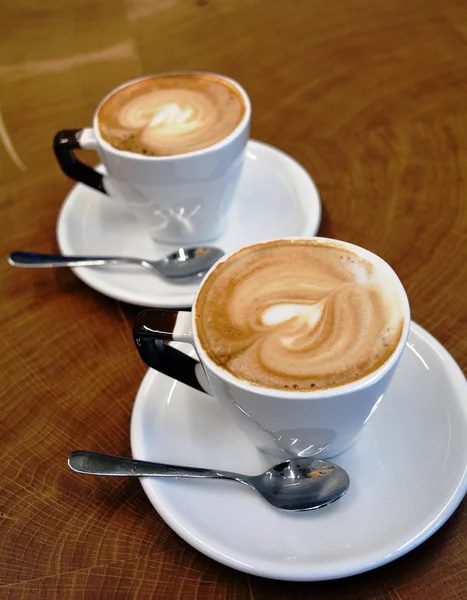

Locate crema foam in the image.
[195,240,404,391]
[97,73,245,156]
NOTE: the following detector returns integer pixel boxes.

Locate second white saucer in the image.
[130,323,467,580]
[56,140,321,307]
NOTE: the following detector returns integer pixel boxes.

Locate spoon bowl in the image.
[249,458,349,511]
[68,451,350,512]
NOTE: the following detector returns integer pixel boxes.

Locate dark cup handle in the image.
[133,309,209,394]
[54,129,107,194]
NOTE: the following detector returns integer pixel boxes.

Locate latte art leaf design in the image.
[97,74,245,156]
[255,285,384,378]
[196,242,404,390]
[117,89,217,152]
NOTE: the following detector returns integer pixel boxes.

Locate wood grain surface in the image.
[1,0,467,597]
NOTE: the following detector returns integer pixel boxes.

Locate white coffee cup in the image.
[133,237,411,459]
[54,72,251,244]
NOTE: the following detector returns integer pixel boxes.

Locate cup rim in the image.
[192,236,411,399]
[92,71,251,161]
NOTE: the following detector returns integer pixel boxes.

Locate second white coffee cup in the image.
[54,72,251,244]
[133,237,411,459]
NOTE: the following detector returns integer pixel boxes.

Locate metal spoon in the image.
[68,451,350,511]
[8,247,224,279]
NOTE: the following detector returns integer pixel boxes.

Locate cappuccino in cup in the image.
[54,72,251,244]
[134,237,410,458]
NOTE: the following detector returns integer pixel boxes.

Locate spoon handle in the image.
[9,251,135,268]
[68,450,228,479]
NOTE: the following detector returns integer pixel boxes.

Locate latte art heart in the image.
[261,303,324,328]
[196,240,404,391]
[97,74,245,156]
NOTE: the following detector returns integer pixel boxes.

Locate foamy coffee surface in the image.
[97,74,245,156]
[196,240,404,391]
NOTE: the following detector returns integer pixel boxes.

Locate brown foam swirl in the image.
[97,74,245,156]
[196,240,404,391]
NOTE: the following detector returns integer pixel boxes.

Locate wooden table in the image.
[2,0,466,597]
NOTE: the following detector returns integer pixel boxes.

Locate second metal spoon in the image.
[8,247,224,279]
[68,451,350,512]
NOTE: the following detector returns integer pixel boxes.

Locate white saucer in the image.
[56,140,321,308]
[130,322,467,581]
